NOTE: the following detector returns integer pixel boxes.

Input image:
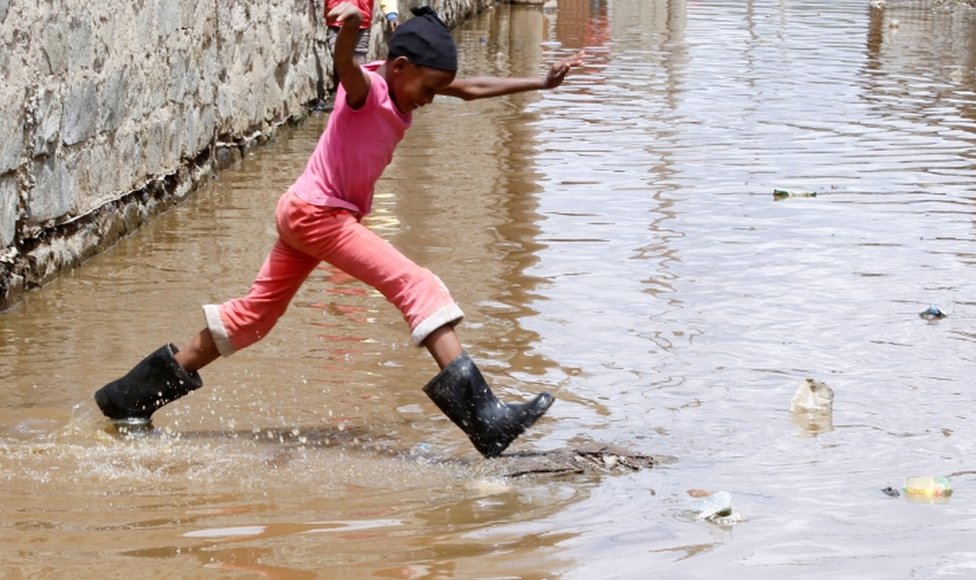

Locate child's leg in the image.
[203,239,319,357]
[178,231,319,371]
[423,324,463,369]
[175,328,220,373]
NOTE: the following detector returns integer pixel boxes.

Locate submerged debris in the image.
[495,442,660,478]
[773,188,817,200]
[881,486,900,498]
[396,441,662,478]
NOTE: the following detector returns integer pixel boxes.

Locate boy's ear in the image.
[390,56,412,74]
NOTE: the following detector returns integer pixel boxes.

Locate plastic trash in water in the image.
[790,378,834,435]
[790,378,834,415]
[773,188,817,201]
[690,491,733,520]
[919,305,947,321]
[903,476,952,503]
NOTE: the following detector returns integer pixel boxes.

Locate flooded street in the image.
[3,0,976,576]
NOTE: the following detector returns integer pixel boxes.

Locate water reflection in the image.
[386,5,561,380]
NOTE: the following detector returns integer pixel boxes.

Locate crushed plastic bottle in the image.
[903,476,952,503]
[690,491,733,520]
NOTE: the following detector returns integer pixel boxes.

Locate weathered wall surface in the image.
[0,0,498,310]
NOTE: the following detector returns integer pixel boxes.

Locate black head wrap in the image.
[388,6,457,72]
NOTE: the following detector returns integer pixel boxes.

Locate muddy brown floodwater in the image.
[3,1,976,577]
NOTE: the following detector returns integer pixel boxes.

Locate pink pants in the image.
[203,191,464,356]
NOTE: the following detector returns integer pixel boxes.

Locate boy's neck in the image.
[375,62,407,115]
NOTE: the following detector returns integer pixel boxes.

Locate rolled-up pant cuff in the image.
[411,303,465,347]
[203,304,236,357]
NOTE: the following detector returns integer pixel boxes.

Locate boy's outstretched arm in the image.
[439,50,585,101]
[329,2,370,108]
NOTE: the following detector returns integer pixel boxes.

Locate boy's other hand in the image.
[544,50,586,89]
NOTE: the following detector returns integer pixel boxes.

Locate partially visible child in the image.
[95,4,584,458]
[325,0,399,67]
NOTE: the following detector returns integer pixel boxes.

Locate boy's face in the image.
[388,57,456,113]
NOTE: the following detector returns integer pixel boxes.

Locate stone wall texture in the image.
[0,0,498,310]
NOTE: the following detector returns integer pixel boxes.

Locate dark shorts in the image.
[327,27,370,64]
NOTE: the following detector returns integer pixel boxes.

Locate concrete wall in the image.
[0,0,498,310]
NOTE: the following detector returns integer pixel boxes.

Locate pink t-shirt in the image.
[291,62,411,217]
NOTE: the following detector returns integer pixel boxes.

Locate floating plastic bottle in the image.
[903,476,952,502]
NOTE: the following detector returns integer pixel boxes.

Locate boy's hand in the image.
[439,50,585,101]
[327,2,362,27]
[543,50,586,89]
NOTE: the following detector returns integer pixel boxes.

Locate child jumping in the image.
[94,4,584,458]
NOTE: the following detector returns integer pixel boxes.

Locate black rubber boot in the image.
[94,344,203,422]
[423,352,554,458]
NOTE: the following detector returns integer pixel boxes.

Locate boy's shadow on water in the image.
[107,421,667,478]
